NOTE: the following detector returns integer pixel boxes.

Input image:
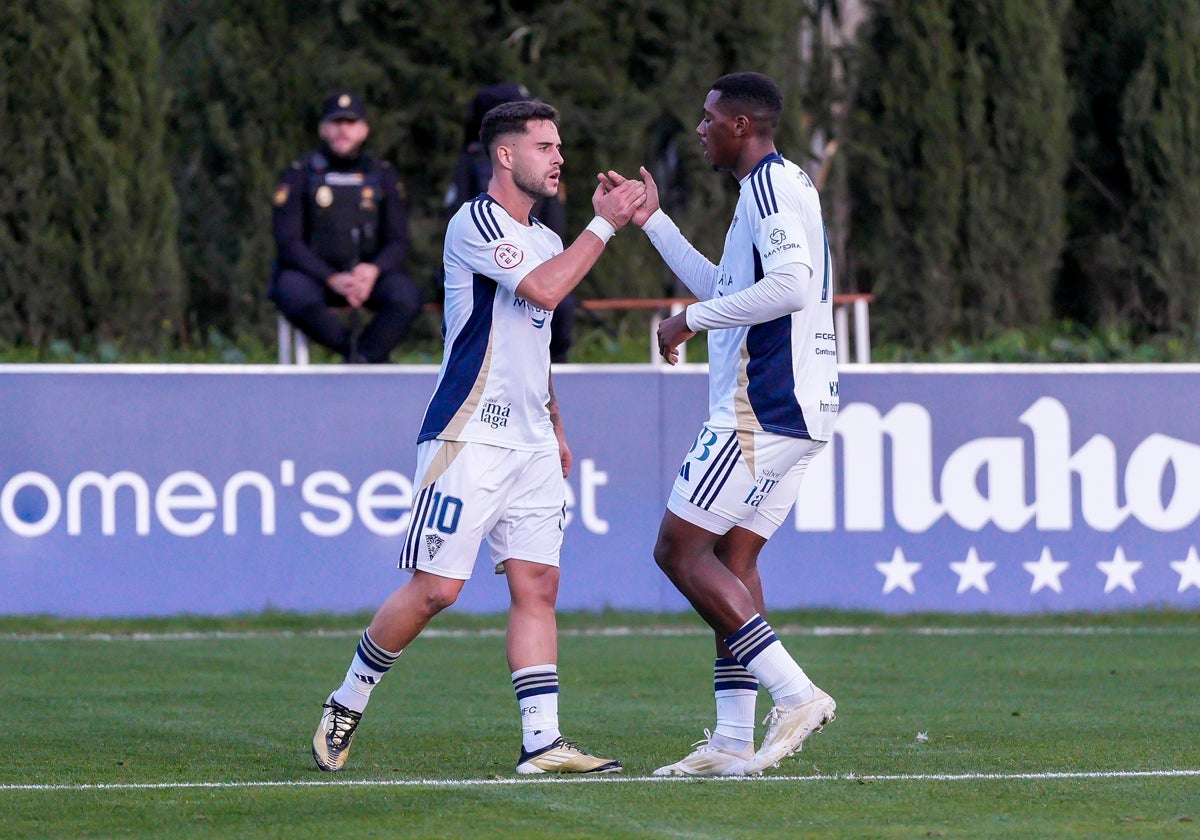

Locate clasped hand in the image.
[596,166,661,228]
[328,263,379,308]
[589,176,648,230]
[597,166,691,363]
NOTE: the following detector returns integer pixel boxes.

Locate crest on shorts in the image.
[360,186,375,211]
[425,533,445,559]
[273,184,289,206]
[315,185,333,207]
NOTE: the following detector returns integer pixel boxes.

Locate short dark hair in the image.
[480,100,560,156]
[711,72,783,132]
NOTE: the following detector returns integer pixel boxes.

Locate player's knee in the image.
[429,586,460,613]
[653,537,681,576]
[718,551,759,580]
[414,576,462,615]
[510,563,559,607]
[530,575,559,607]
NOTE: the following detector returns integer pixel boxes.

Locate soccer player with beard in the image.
[312,100,646,775]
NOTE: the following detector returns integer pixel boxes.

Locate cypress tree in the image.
[1,0,181,352]
[161,0,332,344]
[847,0,964,348]
[848,0,1068,348]
[1060,0,1146,328]
[952,0,1068,339]
[1120,0,1200,336]
[0,3,66,347]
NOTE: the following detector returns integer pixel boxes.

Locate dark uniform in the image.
[270,145,422,363]
[444,83,578,363]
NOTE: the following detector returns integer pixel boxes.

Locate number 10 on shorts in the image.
[425,492,463,534]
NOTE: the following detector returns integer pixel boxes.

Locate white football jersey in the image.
[417,194,562,451]
[697,153,839,441]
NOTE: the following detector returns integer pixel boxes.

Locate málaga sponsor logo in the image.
[479,401,511,429]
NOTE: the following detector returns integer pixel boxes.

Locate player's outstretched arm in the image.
[602,167,718,300]
[686,262,813,331]
[515,179,646,311]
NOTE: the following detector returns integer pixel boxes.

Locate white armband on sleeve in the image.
[642,209,719,299]
[686,263,812,331]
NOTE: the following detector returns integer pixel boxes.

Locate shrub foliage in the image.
[1,0,1196,357]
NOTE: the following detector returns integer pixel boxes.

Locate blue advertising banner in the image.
[2,364,1199,616]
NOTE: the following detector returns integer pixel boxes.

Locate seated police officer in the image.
[270,91,423,363]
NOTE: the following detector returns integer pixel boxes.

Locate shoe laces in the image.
[689,728,716,752]
[761,707,786,735]
[324,701,361,748]
[558,739,592,756]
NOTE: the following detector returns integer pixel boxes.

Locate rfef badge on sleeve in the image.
[494,244,523,269]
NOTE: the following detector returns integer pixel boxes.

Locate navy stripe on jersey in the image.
[689,431,741,509]
[417,273,497,443]
[745,245,810,439]
[714,657,759,694]
[748,153,783,218]
[822,223,832,303]
[724,614,778,666]
[469,195,503,241]
[512,669,559,699]
[399,483,438,568]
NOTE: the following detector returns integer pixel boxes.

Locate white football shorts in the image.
[398,439,565,579]
[667,425,826,539]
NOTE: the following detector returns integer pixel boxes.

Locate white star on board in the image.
[1169,546,1200,593]
[949,547,996,594]
[1097,546,1143,594]
[1023,547,1070,594]
[876,548,921,595]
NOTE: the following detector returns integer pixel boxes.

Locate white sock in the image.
[332,629,401,714]
[712,657,757,748]
[512,665,561,752]
[724,614,814,708]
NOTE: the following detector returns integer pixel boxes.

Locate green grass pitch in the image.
[1,609,1198,838]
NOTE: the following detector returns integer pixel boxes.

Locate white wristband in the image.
[584,215,616,244]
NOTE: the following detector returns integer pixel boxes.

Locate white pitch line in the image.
[2,625,1198,643]
[3,769,1199,793]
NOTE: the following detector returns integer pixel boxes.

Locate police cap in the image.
[321,91,367,122]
